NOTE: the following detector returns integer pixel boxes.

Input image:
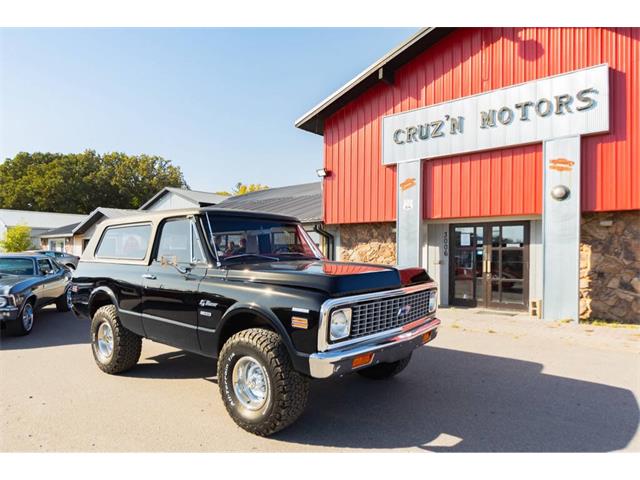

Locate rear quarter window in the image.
[95,224,152,260]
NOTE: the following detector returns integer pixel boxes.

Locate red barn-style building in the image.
[296,28,639,323]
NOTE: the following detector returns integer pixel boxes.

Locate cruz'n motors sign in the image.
[382,64,610,165]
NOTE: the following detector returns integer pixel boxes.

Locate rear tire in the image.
[90,305,142,374]
[56,287,73,312]
[356,353,412,380]
[217,328,309,436]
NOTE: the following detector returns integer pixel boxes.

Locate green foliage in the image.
[232,182,269,196]
[214,191,232,197]
[0,225,34,252]
[0,150,188,214]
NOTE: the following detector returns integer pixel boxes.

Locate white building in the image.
[0,209,86,251]
[139,187,229,211]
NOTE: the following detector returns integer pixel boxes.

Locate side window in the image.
[156,218,191,264]
[156,218,207,264]
[96,224,152,260]
[38,258,53,275]
[191,222,206,263]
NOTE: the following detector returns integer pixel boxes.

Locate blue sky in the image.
[0,28,417,192]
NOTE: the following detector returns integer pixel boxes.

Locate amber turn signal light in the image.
[352,353,374,369]
[422,331,432,344]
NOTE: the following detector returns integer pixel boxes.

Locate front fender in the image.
[212,303,310,376]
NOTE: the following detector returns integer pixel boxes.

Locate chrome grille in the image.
[348,288,435,339]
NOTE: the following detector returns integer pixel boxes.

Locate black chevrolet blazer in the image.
[72,207,439,436]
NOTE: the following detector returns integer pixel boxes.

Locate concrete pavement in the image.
[1,305,638,452]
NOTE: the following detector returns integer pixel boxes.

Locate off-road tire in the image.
[90,305,142,374]
[218,328,309,436]
[56,287,72,312]
[356,353,412,380]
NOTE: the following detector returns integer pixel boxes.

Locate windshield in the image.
[0,258,36,276]
[203,214,323,264]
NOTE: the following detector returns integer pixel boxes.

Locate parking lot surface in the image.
[1,306,638,452]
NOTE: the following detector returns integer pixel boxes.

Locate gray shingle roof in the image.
[0,209,86,230]
[40,222,81,237]
[217,182,322,224]
[73,207,139,235]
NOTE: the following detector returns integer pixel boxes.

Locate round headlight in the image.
[0,297,8,308]
[330,308,352,341]
[428,292,437,313]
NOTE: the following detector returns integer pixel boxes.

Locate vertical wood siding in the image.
[322,28,640,224]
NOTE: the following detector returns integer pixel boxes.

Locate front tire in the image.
[356,353,412,380]
[90,305,142,374]
[4,302,35,336]
[217,328,309,436]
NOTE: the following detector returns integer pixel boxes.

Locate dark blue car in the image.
[0,254,73,336]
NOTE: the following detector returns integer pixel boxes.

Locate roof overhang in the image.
[40,232,74,238]
[72,209,105,235]
[294,27,456,135]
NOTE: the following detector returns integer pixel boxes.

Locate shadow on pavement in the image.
[126,350,217,382]
[2,308,637,451]
[0,307,88,350]
[274,346,639,452]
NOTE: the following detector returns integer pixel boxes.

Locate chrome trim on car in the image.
[317,281,437,352]
[309,316,440,378]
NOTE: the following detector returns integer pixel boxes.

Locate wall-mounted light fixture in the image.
[550,184,570,201]
[316,168,330,178]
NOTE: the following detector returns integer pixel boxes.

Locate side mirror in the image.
[160,255,178,268]
[160,255,192,276]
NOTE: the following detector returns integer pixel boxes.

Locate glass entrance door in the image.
[450,222,529,310]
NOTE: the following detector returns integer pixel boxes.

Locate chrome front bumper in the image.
[0,307,20,322]
[308,317,440,378]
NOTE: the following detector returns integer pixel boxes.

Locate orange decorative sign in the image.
[549,158,575,172]
[400,177,417,191]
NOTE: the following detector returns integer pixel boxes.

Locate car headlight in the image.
[329,308,352,341]
[0,297,7,308]
[428,291,437,313]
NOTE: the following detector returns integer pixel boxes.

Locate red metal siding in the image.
[322,28,640,224]
[423,145,542,219]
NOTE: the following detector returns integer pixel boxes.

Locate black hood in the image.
[223,260,432,296]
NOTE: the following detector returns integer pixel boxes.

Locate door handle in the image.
[142,274,157,280]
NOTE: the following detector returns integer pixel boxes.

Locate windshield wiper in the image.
[222,253,280,262]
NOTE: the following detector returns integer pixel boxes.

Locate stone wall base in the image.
[334,212,639,323]
[580,210,640,324]
[337,222,397,265]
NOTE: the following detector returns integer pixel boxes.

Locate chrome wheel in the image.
[232,356,269,411]
[21,303,34,332]
[65,288,73,310]
[96,321,114,362]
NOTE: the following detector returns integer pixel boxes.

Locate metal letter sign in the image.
[382,64,610,165]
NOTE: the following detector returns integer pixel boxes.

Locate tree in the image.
[0,225,34,252]
[0,150,188,214]
[232,182,269,196]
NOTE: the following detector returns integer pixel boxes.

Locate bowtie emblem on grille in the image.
[397,304,412,318]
